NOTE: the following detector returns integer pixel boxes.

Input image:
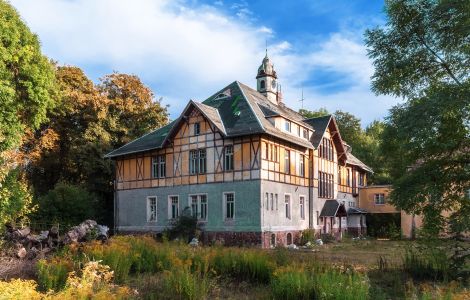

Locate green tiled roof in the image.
[104,120,176,158]
[105,79,372,175]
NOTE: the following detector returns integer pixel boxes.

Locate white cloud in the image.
[10,0,397,125]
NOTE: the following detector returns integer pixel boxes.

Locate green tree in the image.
[299,107,329,119]
[365,0,470,239]
[0,1,57,226]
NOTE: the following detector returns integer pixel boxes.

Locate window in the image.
[190,194,208,220]
[300,196,305,220]
[359,173,365,186]
[224,193,235,220]
[265,142,269,159]
[169,196,179,219]
[275,194,278,210]
[284,150,290,174]
[303,129,308,139]
[319,138,334,161]
[316,211,319,225]
[224,145,234,171]
[273,145,278,162]
[270,193,274,211]
[297,126,301,136]
[152,155,166,178]
[347,169,351,187]
[265,193,269,210]
[319,171,334,198]
[147,196,157,222]
[260,80,265,89]
[194,122,200,135]
[299,155,305,177]
[285,194,291,219]
[284,120,291,132]
[374,193,385,205]
[189,149,206,174]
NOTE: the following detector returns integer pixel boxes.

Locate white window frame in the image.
[270,193,274,211]
[223,192,235,221]
[168,195,179,220]
[147,196,157,222]
[284,193,291,219]
[374,193,385,205]
[299,195,306,220]
[284,120,291,132]
[299,155,305,177]
[188,194,208,221]
[224,145,234,171]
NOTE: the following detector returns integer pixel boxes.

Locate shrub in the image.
[300,229,316,245]
[321,233,336,244]
[271,266,315,300]
[36,257,74,292]
[0,279,42,300]
[165,207,202,242]
[83,239,134,283]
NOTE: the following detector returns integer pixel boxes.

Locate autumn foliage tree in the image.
[27,67,169,225]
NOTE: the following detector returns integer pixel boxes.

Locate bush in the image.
[300,229,316,245]
[0,279,42,300]
[36,257,74,291]
[321,233,336,244]
[271,266,315,300]
[32,182,101,228]
[165,207,202,242]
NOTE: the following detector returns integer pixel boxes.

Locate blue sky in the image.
[11,0,397,126]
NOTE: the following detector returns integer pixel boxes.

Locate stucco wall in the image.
[260,180,309,232]
[358,185,397,213]
[116,180,261,232]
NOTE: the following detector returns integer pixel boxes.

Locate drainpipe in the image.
[308,148,314,229]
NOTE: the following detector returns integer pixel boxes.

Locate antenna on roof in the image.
[299,87,305,109]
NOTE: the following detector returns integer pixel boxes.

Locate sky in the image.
[10,0,398,126]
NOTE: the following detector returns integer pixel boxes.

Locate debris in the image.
[287,243,298,250]
[16,247,27,259]
[189,238,199,247]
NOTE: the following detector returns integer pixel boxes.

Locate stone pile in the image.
[4,220,109,259]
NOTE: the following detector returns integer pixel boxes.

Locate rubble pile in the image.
[4,220,109,259]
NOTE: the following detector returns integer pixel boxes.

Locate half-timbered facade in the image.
[106,54,372,247]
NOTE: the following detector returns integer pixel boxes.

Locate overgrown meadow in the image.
[0,236,468,299]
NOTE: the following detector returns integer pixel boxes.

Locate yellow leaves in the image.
[0,279,43,300]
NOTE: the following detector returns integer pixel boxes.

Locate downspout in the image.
[308,148,314,229]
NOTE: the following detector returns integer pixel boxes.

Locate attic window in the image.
[214,89,231,100]
[260,80,265,89]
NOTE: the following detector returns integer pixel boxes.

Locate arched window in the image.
[260,80,265,89]
[270,234,276,247]
[286,233,292,245]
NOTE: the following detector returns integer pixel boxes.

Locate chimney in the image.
[276,84,283,104]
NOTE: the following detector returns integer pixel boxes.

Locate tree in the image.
[27,67,169,226]
[365,0,470,239]
[299,108,329,119]
[0,1,57,226]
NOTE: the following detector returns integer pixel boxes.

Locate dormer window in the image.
[303,129,308,139]
[260,80,265,89]
[194,123,200,136]
[284,120,291,132]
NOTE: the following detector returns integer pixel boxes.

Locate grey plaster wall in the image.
[116,180,261,232]
[260,180,310,232]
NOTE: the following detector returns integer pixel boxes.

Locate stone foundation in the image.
[261,230,304,248]
[202,231,263,247]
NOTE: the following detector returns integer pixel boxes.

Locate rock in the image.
[315,239,323,246]
[12,227,30,240]
[189,238,199,247]
[97,225,109,241]
[17,247,27,259]
[287,243,298,250]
